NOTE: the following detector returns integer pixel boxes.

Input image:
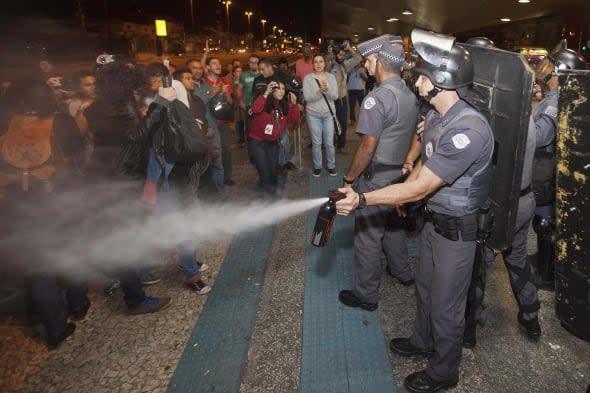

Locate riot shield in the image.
[462,44,534,251]
[555,69,590,341]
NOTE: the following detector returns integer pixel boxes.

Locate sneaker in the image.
[47,322,76,350]
[140,272,161,286]
[328,168,337,176]
[186,280,212,295]
[312,169,321,177]
[128,296,172,315]
[177,262,209,273]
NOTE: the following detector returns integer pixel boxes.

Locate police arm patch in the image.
[451,133,471,149]
[364,97,376,110]
[544,106,558,119]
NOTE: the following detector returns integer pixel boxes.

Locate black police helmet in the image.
[548,48,587,70]
[465,37,495,48]
[414,44,474,89]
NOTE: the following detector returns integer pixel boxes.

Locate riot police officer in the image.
[532,45,587,290]
[462,38,542,347]
[338,34,419,311]
[336,29,494,392]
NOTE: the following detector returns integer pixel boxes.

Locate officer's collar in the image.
[380,75,402,85]
[439,99,470,127]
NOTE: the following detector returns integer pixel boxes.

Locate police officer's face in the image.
[365,54,377,76]
[415,74,434,97]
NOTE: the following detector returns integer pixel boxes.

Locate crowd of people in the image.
[0,40,380,351]
[1,29,583,393]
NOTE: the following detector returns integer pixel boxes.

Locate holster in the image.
[424,204,493,242]
[363,162,403,181]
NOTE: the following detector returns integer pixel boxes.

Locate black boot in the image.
[463,322,477,349]
[532,215,555,291]
[518,312,542,342]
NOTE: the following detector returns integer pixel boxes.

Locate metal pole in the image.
[189,0,195,32]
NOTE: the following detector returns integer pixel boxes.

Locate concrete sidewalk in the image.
[1,125,589,393]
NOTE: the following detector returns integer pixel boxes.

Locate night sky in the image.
[2,0,321,40]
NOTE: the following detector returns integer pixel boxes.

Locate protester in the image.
[303,54,338,177]
[248,81,300,194]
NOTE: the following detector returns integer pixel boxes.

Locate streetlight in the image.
[278,28,283,36]
[261,19,267,37]
[222,0,231,32]
[244,11,252,33]
[244,11,252,49]
[273,25,277,35]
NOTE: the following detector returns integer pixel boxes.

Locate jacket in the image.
[248,95,300,142]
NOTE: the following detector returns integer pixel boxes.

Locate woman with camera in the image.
[303,54,338,177]
[248,81,300,194]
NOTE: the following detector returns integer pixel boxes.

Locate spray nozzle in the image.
[328,189,346,202]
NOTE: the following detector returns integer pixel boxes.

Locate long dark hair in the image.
[263,82,289,116]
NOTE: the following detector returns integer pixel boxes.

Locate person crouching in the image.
[248,81,300,195]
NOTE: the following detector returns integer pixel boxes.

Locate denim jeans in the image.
[306,112,336,170]
[278,128,291,166]
[348,89,365,121]
[248,139,279,194]
[209,127,225,195]
[218,122,233,182]
[236,120,245,143]
[335,97,348,149]
[156,185,201,280]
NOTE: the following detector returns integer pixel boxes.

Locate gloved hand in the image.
[158,87,177,102]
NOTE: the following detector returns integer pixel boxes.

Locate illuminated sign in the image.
[155,20,167,37]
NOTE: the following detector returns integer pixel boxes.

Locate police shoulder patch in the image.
[364,97,377,110]
[425,142,433,158]
[452,133,471,149]
[544,106,558,119]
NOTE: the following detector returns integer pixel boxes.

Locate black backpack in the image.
[164,100,208,164]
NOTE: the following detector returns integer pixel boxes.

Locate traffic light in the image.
[582,40,589,53]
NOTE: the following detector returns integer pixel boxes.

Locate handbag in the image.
[314,78,342,136]
[208,94,234,121]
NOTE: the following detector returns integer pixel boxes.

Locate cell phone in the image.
[163,59,170,68]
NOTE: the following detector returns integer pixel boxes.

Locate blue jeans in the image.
[209,127,225,195]
[218,122,233,182]
[335,97,348,149]
[248,139,279,194]
[278,128,291,166]
[348,89,365,121]
[306,112,336,170]
[156,186,201,280]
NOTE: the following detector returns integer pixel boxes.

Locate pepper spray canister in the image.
[311,190,346,247]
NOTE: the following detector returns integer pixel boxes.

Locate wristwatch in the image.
[357,192,367,209]
[343,176,355,185]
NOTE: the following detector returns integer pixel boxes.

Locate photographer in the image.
[248,81,300,195]
[327,40,362,152]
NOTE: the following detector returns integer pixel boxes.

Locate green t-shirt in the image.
[238,70,260,107]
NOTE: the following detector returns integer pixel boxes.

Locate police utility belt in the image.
[363,162,403,181]
[423,206,493,242]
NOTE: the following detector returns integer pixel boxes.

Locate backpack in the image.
[163,100,208,164]
[1,114,56,191]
